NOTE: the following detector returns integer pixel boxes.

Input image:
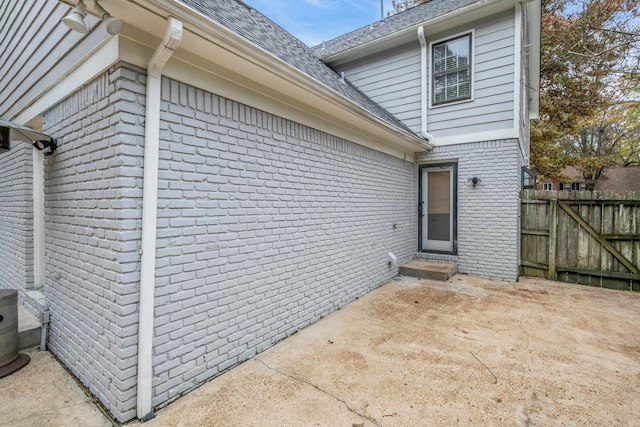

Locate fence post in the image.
[548,195,558,280]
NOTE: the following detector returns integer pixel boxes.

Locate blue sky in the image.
[244,0,395,46]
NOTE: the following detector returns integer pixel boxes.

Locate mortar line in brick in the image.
[254,357,381,427]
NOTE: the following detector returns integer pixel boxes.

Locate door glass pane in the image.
[428,171,450,241]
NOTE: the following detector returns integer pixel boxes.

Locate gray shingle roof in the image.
[312,0,481,59]
[176,0,414,133]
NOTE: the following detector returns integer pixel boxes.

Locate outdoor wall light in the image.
[469,177,481,187]
[94,1,124,35]
[32,139,58,156]
[0,120,57,156]
[62,0,124,35]
[62,0,89,33]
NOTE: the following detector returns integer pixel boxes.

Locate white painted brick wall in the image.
[37,64,418,421]
[150,76,416,406]
[34,62,524,422]
[0,143,34,294]
[42,65,145,422]
[416,140,522,281]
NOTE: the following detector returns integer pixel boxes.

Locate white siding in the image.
[0,0,107,120]
[333,10,517,141]
[428,11,515,137]
[338,43,422,133]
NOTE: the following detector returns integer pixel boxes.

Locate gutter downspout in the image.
[417,26,435,144]
[137,16,183,422]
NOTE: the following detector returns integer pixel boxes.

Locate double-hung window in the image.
[432,33,472,105]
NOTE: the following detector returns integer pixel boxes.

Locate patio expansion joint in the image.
[254,358,381,427]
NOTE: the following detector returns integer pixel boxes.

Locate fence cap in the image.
[521,189,640,201]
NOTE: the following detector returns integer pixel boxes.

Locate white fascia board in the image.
[13,36,119,125]
[527,0,542,120]
[124,0,431,159]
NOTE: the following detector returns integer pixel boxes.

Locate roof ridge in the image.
[312,0,481,59]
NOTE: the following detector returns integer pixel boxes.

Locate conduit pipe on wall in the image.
[137,16,183,422]
[417,26,435,144]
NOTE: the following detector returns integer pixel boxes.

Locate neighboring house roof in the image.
[312,0,480,58]
[176,0,414,134]
[544,166,640,194]
[560,166,584,182]
[595,167,640,193]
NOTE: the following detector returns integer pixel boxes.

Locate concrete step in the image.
[399,260,457,282]
[18,305,41,350]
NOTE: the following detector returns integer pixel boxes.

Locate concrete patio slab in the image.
[0,350,111,427]
[3,275,639,426]
[140,275,640,426]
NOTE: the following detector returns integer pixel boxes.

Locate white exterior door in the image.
[420,164,456,253]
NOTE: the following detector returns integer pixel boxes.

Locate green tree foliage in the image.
[533,0,640,184]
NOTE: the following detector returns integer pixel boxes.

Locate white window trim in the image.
[428,29,475,109]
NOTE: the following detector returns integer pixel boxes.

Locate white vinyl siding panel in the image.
[428,11,515,138]
[337,43,422,133]
[0,1,107,120]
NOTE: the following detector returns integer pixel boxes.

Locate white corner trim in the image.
[527,0,542,119]
[514,4,522,135]
[513,4,528,162]
[432,129,518,146]
[33,149,45,289]
[13,36,120,125]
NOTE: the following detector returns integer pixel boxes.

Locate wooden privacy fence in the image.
[520,190,640,291]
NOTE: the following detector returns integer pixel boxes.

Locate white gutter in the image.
[417,26,435,144]
[137,16,182,422]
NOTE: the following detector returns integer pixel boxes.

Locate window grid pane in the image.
[432,34,471,104]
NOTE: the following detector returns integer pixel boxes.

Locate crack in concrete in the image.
[255,358,381,427]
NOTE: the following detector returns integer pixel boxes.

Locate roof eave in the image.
[93,0,432,156]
